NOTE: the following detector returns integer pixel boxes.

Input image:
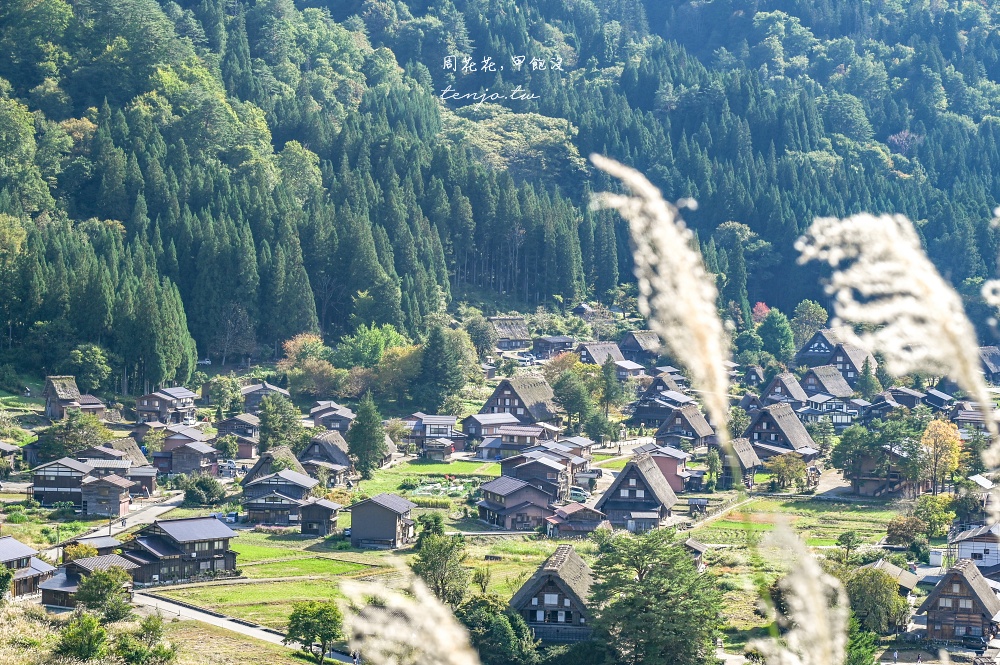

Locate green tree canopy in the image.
[590,529,722,665]
[258,394,303,454]
[283,601,344,665]
[846,568,910,634]
[455,593,539,665]
[347,392,389,479]
[410,534,469,608]
[757,308,796,362]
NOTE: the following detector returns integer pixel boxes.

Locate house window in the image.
[955,626,966,636]
[970,626,983,637]
[636,489,645,498]
[952,583,961,593]
[517,408,524,415]
[620,489,629,497]
[847,371,855,378]
[544,594,558,605]
[536,610,544,622]
[939,598,952,608]
[564,599,570,607]
[959,599,973,609]
[973,552,984,560]
[986,549,991,555]
[557,611,565,623]
[629,478,636,487]
[531,598,538,606]
[675,417,682,424]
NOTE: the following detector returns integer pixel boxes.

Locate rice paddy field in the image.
[691,497,898,546]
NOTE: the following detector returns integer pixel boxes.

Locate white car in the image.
[196,358,212,365]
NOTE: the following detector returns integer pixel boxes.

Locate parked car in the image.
[343,528,352,538]
[225,512,239,524]
[569,486,590,501]
[196,358,212,365]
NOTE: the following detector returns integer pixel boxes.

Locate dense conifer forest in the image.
[1,0,1000,389]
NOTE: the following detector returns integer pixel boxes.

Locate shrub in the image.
[410,496,451,509]
[3,503,24,514]
[5,512,27,523]
[398,477,420,490]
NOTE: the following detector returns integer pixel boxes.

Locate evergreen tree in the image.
[599,356,624,417]
[347,393,389,479]
[591,529,722,665]
[757,309,796,362]
[553,371,594,430]
[857,357,882,400]
[417,324,465,412]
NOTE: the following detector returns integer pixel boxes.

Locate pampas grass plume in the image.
[589,154,731,444]
[797,213,999,462]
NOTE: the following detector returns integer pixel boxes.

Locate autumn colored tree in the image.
[921,419,961,495]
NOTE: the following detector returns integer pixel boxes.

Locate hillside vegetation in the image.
[0,0,999,387]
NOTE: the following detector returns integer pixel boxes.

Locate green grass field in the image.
[161,579,348,629]
[241,557,368,578]
[691,497,897,546]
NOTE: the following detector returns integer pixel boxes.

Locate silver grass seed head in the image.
[748,529,849,665]
[340,572,481,665]
[797,213,999,464]
[588,154,732,447]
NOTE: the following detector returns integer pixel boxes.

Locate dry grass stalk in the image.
[339,572,481,665]
[749,529,849,665]
[589,154,731,444]
[797,213,999,462]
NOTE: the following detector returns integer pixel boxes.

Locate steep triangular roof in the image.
[487,377,560,423]
[918,559,1000,617]
[105,437,150,467]
[241,445,306,485]
[744,403,817,451]
[659,404,714,438]
[981,346,1000,374]
[575,342,624,365]
[621,330,661,352]
[802,365,854,398]
[43,376,80,401]
[300,430,353,469]
[487,316,529,340]
[595,454,677,513]
[761,372,808,403]
[509,544,593,611]
[832,343,878,372]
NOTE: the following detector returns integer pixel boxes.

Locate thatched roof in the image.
[44,376,80,401]
[746,404,817,451]
[301,430,353,469]
[762,373,808,403]
[495,377,560,423]
[670,404,714,438]
[835,343,878,372]
[575,342,624,365]
[725,438,762,471]
[802,365,854,398]
[509,544,594,612]
[487,316,529,341]
[861,559,918,592]
[918,559,1000,617]
[982,346,1000,374]
[106,437,150,467]
[622,330,661,352]
[241,445,305,485]
[597,454,678,512]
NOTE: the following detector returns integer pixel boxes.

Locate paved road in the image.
[134,593,354,663]
[42,492,185,560]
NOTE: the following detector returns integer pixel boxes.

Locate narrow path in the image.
[134,592,354,663]
[43,492,186,560]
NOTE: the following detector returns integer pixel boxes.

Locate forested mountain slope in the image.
[0,0,999,390]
